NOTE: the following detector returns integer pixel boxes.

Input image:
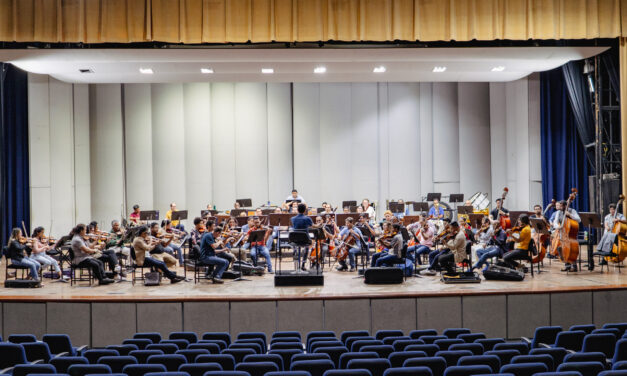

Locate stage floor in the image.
[0,258,626,302]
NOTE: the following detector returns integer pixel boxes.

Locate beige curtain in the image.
[0,0,624,44]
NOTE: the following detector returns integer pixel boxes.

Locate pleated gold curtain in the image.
[0,0,625,44]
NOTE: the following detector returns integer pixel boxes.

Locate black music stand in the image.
[579,212,602,271]
[530,218,550,275]
[468,214,485,230]
[413,202,430,215]
[201,210,218,218]
[449,194,464,204]
[261,208,275,216]
[269,213,295,272]
[389,202,405,214]
[426,193,441,202]
[355,224,372,276]
[230,209,246,217]
[236,198,253,208]
[171,210,187,222]
[509,211,531,227]
[139,210,159,222]
[457,206,474,224]
[342,200,357,209]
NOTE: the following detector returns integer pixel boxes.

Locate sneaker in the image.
[349,267,356,272]
[421,269,437,276]
[336,265,347,271]
[212,278,224,284]
[171,276,185,284]
[268,271,274,274]
[99,278,115,285]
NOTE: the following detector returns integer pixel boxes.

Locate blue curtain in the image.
[540,68,589,212]
[0,63,30,246]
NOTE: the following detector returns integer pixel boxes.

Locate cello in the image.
[607,194,627,263]
[497,188,512,230]
[532,199,555,264]
[550,188,579,265]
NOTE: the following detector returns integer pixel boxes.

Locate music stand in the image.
[236,216,253,227]
[269,213,294,227]
[139,210,159,222]
[236,198,253,208]
[449,194,464,203]
[389,202,405,214]
[468,214,485,229]
[509,211,529,227]
[342,200,357,208]
[579,212,603,271]
[171,210,187,222]
[457,206,474,224]
[402,215,422,225]
[426,193,441,202]
[413,202,430,215]
[230,209,246,217]
[285,199,302,206]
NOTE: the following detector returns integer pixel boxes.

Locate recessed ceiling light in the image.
[433,66,447,73]
[373,66,386,73]
[139,68,154,74]
[79,69,94,74]
[201,68,214,74]
[491,66,506,72]
[314,66,327,74]
[261,68,274,74]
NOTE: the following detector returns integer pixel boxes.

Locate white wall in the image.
[29,77,541,233]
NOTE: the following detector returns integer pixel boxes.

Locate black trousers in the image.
[143,257,177,280]
[98,249,118,271]
[439,252,456,272]
[503,248,528,268]
[77,258,106,282]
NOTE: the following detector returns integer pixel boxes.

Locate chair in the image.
[221,349,255,364]
[420,336,448,345]
[435,339,465,351]
[84,349,120,364]
[564,352,607,367]
[3,246,41,281]
[443,329,471,340]
[194,354,236,371]
[484,350,521,366]
[404,345,440,357]
[199,340,229,351]
[474,338,505,352]
[271,343,304,351]
[604,324,627,337]
[350,340,383,353]
[12,364,57,376]
[178,363,223,376]
[144,372,188,376]
[511,354,555,372]
[43,334,87,356]
[325,370,372,376]
[388,351,427,368]
[522,326,562,349]
[435,350,473,368]
[228,343,262,355]
[358,345,394,359]
[68,248,95,286]
[146,354,187,372]
[570,325,596,334]
[242,354,283,371]
[175,349,210,363]
[383,367,432,376]
[268,349,303,371]
[552,331,586,352]
[235,362,279,376]
[443,365,493,376]
[341,331,370,345]
[236,333,267,352]
[124,339,154,350]
[106,345,139,356]
[493,342,529,355]
[66,364,112,376]
[0,343,29,370]
[345,338,375,353]
[314,347,348,368]
[403,357,447,376]
[169,333,198,344]
[272,332,302,341]
[50,356,89,373]
[146,345,179,355]
[135,333,163,344]
[338,352,378,369]
[534,373,583,376]
[270,338,301,345]
[448,343,484,355]
[129,350,166,364]
[382,337,410,347]
[346,359,390,376]
[457,334,486,343]
[457,354,500,373]
[391,339,424,352]
[188,343,221,354]
[612,339,627,364]
[160,340,190,351]
[291,359,335,376]
[409,330,439,340]
[22,342,56,363]
[9,335,38,344]
[602,372,627,376]
[557,362,606,376]
[310,340,343,354]
[122,364,168,376]
[375,331,404,341]
[529,347,569,367]
[202,333,232,347]
[234,339,265,351]
[129,247,155,285]
[500,362,549,376]
[98,355,138,373]
[583,334,617,359]
[614,361,627,370]
[202,372,254,376]
[593,329,621,338]
[292,354,331,363]
[306,332,337,349]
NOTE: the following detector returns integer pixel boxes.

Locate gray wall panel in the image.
[550,292,593,329]
[183,302,230,334]
[507,293,550,339]
[137,303,183,336]
[371,298,417,334]
[91,303,136,347]
[417,297,462,332]
[324,299,370,334]
[4,302,46,338]
[46,302,91,346]
[277,300,324,336]
[462,295,506,338]
[593,290,627,327]
[230,301,276,338]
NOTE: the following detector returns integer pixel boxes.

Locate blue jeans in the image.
[371,251,388,267]
[266,229,279,249]
[165,244,184,264]
[199,255,229,278]
[428,249,447,270]
[473,246,501,271]
[376,254,403,267]
[143,256,177,280]
[12,258,41,280]
[407,245,431,265]
[348,246,362,268]
[250,245,273,272]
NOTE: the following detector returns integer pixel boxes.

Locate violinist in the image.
[87,221,122,278]
[550,200,581,272]
[107,220,130,276]
[407,217,434,265]
[7,228,41,283]
[247,216,274,274]
[190,217,207,247]
[291,203,313,271]
[336,217,364,272]
[160,219,184,265]
[132,226,185,284]
[311,216,333,267]
[475,217,495,249]
[597,203,626,264]
[375,223,404,267]
[437,221,468,274]
[370,221,391,267]
[149,222,178,269]
[502,215,532,270]
[265,207,284,251]
[70,224,114,285]
[472,221,508,272]
[30,226,67,281]
[489,199,509,221]
[420,218,451,275]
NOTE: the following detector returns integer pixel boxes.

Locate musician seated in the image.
[107,220,130,278]
[199,221,231,284]
[160,220,184,265]
[336,217,364,272]
[502,215,532,271]
[7,228,42,282]
[370,221,390,267]
[165,202,186,232]
[132,226,185,283]
[70,224,114,285]
[247,216,274,273]
[429,198,445,220]
[375,223,404,267]
[265,208,284,251]
[597,203,626,262]
[437,222,468,274]
[30,226,67,281]
[149,223,178,269]
[420,219,452,275]
[342,206,350,214]
[472,221,508,272]
[88,221,122,278]
[550,201,581,272]
[240,217,255,251]
[129,204,141,224]
[190,217,206,254]
[407,218,434,265]
[361,199,376,220]
[311,216,332,266]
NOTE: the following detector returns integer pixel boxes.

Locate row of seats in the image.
[1,324,627,376]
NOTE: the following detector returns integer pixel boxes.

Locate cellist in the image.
[336,217,364,272]
[550,200,581,272]
[597,203,626,264]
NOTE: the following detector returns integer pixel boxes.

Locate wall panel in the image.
[267,83,293,204]
[432,83,460,185]
[211,83,237,209]
[73,84,91,224]
[350,83,380,203]
[292,83,321,204]
[419,83,434,197]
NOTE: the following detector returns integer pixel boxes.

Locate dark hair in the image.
[70,224,86,237]
[253,216,260,221]
[89,221,98,229]
[297,203,307,214]
[214,226,223,233]
[392,223,401,232]
[534,204,542,209]
[161,219,171,227]
[150,222,159,229]
[193,217,202,225]
[482,217,490,224]
[450,221,460,228]
[519,215,530,225]
[559,200,567,206]
[292,189,298,193]
[610,204,617,209]
[346,217,354,224]
[206,220,215,228]
[32,226,44,237]
[8,228,21,246]
[137,226,149,236]
[443,218,451,223]
[133,204,140,210]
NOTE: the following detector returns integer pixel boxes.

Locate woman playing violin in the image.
[6,228,42,283]
[30,226,67,281]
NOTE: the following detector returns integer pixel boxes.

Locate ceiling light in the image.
[432,66,447,73]
[261,68,274,74]
[201,68,214,74]
[79,69,93,74]
[373,66,386,73]
[139,68,153,74]
[314,66,327,74]
[491,66,506,72]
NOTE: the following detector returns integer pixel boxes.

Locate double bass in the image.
[532,199,555,264]
[607,194,627,263]
[497,188,512,230]
[550,189,579,264]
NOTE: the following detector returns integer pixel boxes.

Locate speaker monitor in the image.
[364,267,404,284]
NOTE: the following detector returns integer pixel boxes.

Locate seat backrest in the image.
[22,342,53,363]
[442,329,471,340]
[169,332,198,344]
[555,331,586,352]
[49,356,89,373]
[0,343,28,369]
[338,352,379,369]
[351,339,383,352]
[175,349,210,363]
[409,330,438,340]
[403,356,447,376]
[268,349,303,370]
[564,351,607,366]
[221,348,256,364]
[583,333,617,358]
[97,355,138,373]
[492,342,529,355]
[12,363,56,376]
[243,353,284,371]
[122,363,168,376]
[457,354,501,373]
[392,339,425,352]
[448,343,484,356]
[387,351,428,368]
[457,333,486,343]
[188,343,221,354]
[9,334,38,344]
[346,359,391,376]
[404,344,440,357]
[474,338,505,352]
[500,362,549,376]
[42,334,75,355]
[146,344,179,354]
[135,332,163,344]
[341,331,370,344]
[557,361,606,376]
[529,347,568,366]
[202,332,232,346]
[124,339,153,350]
[291,359,335,376]
[146,354,187,372]
[194,354,236,371]
[129,350,165,364]
[272,331,302,341]
[484,349,521,366]
[443,365,492,376]
[160,339,190,350]
[84,349,120,364]
[178,362,223,376]
[67,363,112,376]
[313,346,348,368]
[435,350,473,367]
[375,331,404,341]
[570,324,596,334]
[511,354,555,372]
[531,326,562,348]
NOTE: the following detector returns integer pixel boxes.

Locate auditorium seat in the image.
[448,343,484,355]
[325,370,372,376]
[443,364,493,376]
[134,333,163,344]
[221,349,256,364]
[0,343,31,370]
[409,330,438,340]
[169,332,198,344]
[124,339,153,350]
[123,364,168,376]
[242,354,284,371]
[388,351,428,368]
[511,354,555,372]
[339,352,379,369]
[346,358,391,376]
[557,362,606,376]
[442,329,471,340]
[570,325,597,334]
[66,363,112,376]
[201,333,231,347]
[22,342,56,363]
[175,349,210,363]
[457,334,486,343]
[313,346,348,368]
[404,345,440,357]
[194,354,236,371]
[50,356,89,373]
[402,357,447,376]
[375,331,404,341]
[43,334,87,356]
[529,347,568,366]
[178,362,223,376]
[84,349,120,364]
[485,350,522,366]
[234,361,278,376]
[129,350,165,364]
[341,331,370,345]
[291,359,335,376]
[97,355,138,373]
[236,333,267,351]
[146,354,187,372]
[501,362,549,376]
[582,334,617,358]
[456,354,501,373]
[492,342,529,355]
[268,349,303,370]
[106,345,139,356]
[9,335,38,344]
[146,345,179,355]
[521,326,562,349]
[383,367,433,376]
[474,338,505,352]
[12,363,56,376]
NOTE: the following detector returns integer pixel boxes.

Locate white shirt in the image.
[605,213,625,232]
[285,195,305,204]
[364,206,376,221]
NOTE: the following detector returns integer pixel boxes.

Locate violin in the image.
[550,188,580,264]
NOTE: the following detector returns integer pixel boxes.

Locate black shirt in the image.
[7,240,27,261]
[490,206,509,220]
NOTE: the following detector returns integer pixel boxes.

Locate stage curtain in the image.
[0,0,623,44]
[561,61,595,165]
[0,63,30,246]
[540,68,589,213]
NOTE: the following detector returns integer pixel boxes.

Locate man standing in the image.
[490,199,509,221]
[550,200,581,272]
